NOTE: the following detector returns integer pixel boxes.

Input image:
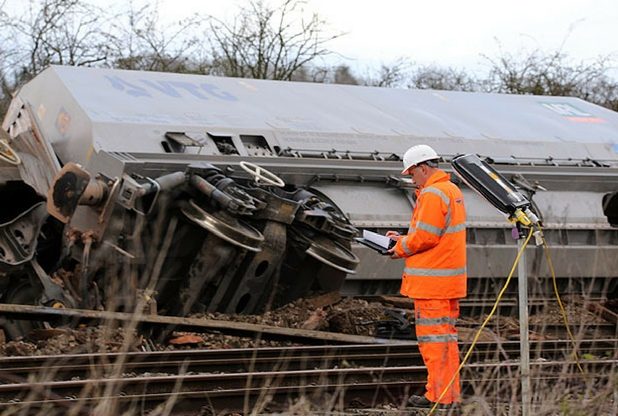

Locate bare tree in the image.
[333,64,359,85]
[484,48,618,110]
[356,58,477,90]
[288,64,331,83]
[586,75,618,112]
[408,64,480,92]
[207,0,343,80]
[0,0,110,115]
[2,0,109,79]
[0,0,209,116]
[350,47,618,112]
[361,58,411,88]
[0,0,14,116]
[107,1,204,73]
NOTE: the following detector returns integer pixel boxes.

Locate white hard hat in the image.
[401,145,439,174]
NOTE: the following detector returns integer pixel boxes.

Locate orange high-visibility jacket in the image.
[394,170,467,299]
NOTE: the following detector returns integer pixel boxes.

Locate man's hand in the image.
[387,248,401,259]
[386,231,402,258]
[385,230,401,241]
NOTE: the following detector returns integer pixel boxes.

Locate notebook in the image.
[355,230,396,255]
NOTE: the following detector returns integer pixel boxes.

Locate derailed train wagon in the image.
[1,66,617,337]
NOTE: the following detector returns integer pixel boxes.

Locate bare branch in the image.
[206,0,343,80]
[107,1,202,73]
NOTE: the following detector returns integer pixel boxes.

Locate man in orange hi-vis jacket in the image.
[387,144,466,409]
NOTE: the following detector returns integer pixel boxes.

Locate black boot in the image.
[407,394,433,408]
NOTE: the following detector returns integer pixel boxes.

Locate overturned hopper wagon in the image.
[1,66,617,337]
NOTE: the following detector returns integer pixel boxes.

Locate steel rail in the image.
[0,339,614,381]
[0,359,614,413]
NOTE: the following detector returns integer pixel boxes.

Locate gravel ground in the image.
[194,296,388,336]
[0,295,387,356]
[0,294,612,356]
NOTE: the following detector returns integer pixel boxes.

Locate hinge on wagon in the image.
[164,132,206,154]
[511,174,547,193]
[387,175,415,189]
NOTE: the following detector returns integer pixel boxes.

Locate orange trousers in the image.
[414,299,461,404]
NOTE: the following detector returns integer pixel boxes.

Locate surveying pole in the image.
[516,226,531,416]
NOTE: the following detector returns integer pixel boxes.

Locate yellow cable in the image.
[541,236,585,374]
[428,228,534,415]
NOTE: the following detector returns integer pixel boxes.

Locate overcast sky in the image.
[155,0,618,73]
[6,0,618,74]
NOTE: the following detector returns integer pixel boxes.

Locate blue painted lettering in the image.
[140,80,182,98]
[201,83,238,101]
[105,75,239,101]
[168,81,209,100]
[105,76,151,98]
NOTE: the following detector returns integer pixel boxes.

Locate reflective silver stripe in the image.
[416,216,463,236]
[421,187,450,205]
[400,236,414,256]
[417,334,458,343]
[416,221,442,236]
[407,226,415,234]
[416,316,457,326]
[445,223,466,234]
[443,206,451,233]
[404,267,466,277]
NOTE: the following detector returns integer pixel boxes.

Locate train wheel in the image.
[0,279,43,340]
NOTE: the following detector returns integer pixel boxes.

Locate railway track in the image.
[0,360,615,412]
[0,340,615,414]
[0,340,615,382]
[0,300,614,414]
